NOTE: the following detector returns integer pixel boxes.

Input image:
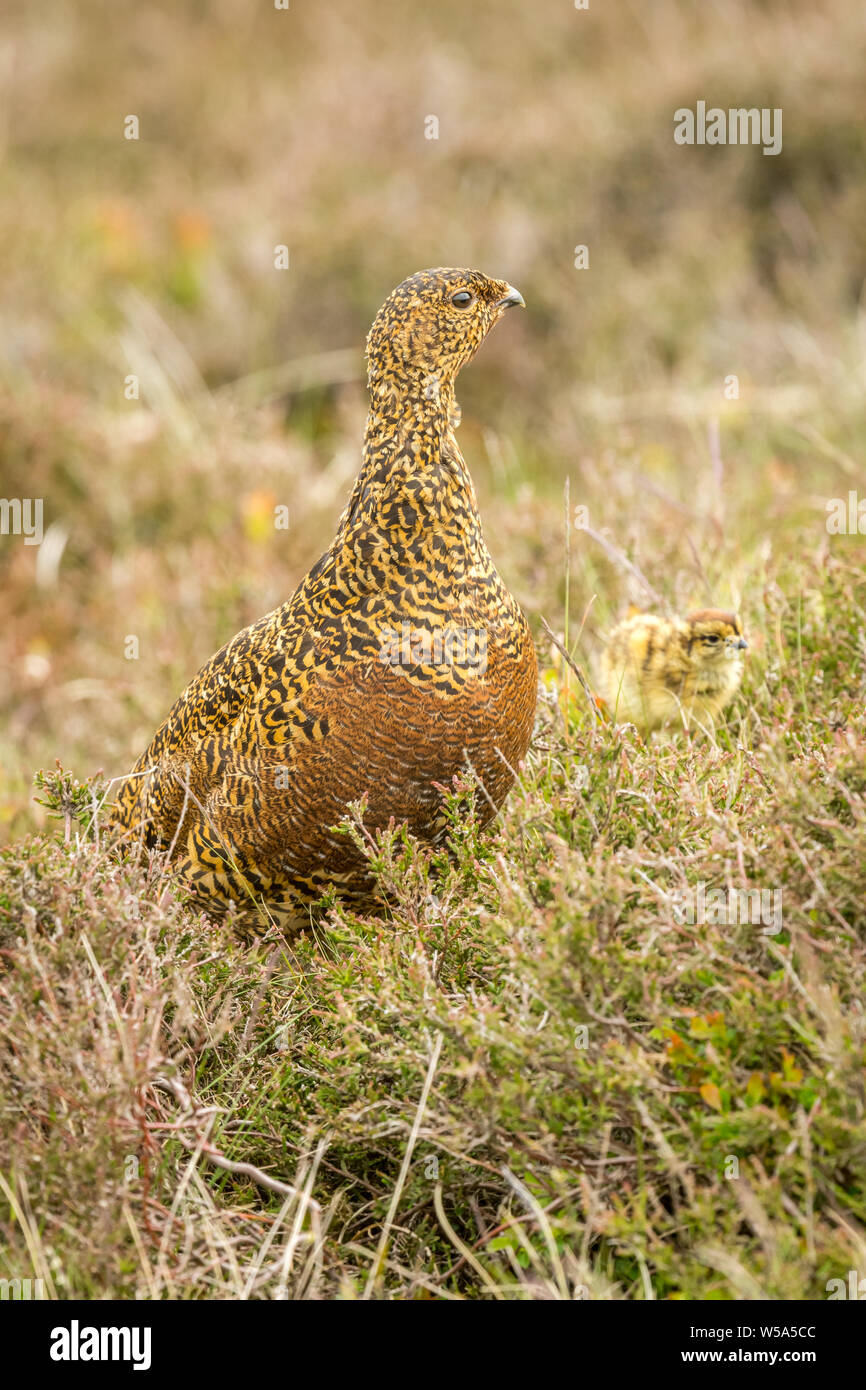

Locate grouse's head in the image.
[366,267,524,393]
[684,610,748,667]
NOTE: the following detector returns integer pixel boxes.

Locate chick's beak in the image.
[496,285,525,310]
[737,638,748,650]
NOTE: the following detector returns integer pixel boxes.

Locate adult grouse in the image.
[110,268,537,927]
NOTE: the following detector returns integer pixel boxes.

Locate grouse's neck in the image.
[349,369,480,530]
[322,364,510,617]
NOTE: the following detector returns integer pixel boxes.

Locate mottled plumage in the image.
[110,268,537,928]
[600,608,747,733]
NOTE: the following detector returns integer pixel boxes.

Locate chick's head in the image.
[684,610,748,668]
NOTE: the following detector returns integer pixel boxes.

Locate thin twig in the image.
[580,525,665,607]
[150,1077,318,1205]
[363,1032,443,1298]
[540,616,600,724]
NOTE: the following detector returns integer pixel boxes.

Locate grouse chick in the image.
[600,608,747,733]
[110,268,537,928]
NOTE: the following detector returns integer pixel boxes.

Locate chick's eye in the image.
[451,291,474,307]
[704,635,720,644]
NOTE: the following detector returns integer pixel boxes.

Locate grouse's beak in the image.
[736,638,748,650]
[497,285,525,310]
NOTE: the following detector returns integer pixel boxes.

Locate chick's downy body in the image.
[110,269,537,926]
[600,608,747,733]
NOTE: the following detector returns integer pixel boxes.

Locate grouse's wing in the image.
[108,602,315,844]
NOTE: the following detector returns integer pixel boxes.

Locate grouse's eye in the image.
[704,634,720,644]
[451,290,474,308]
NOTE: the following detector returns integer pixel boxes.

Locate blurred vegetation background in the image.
[1,0,865,834]
[3,0,866,1306]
